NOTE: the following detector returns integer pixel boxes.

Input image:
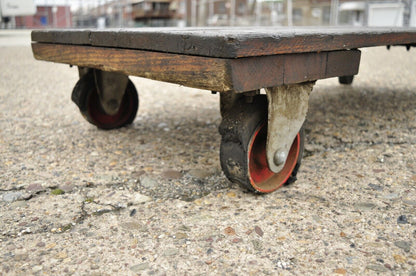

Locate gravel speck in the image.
[383,193,399,200]
[133,193,152,204]
[31,265,43,273]
[366,264,388,272]
[2,192,23,202]
[164,248,179,256]
[130,263,149,272]
[254,226,264,237]
[188,169,213,178]
[162,170,183,179]
[26,183,44,193]
[354,202,376,211]
[251,239,263,251]
[140,176,158,189]
[402,199,416,206]
[397,215,409,224]
[368,184,383,191]
[274,259,292,270]
[394,241,412,252]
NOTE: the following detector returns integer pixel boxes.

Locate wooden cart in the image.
[31,27,416,193]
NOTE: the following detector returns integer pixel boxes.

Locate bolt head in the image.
[273,151,287,166]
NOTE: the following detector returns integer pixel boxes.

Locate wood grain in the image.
[31,43,233,92]
[32,43,360,92]
[32,27,416,58]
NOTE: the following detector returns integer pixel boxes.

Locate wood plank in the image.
[282,52,327,84]
[229,50,361,92]
[326,50,361,78]
[32,27,416,58]
[232,29,415,58]
[31,29,91,46]
[32,43,360,92]
[31,43,233,92]
[229,55,285,91]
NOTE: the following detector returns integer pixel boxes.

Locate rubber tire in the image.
[338,75,354,85]
[219,95,304,193]
[71,71,138,130]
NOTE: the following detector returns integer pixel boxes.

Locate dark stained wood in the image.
[31,43,233,92]
[32,27,416,58]
[229,50,360,91]
[282,52,327,84]
[326,50,361,77]
[31,30,92,46]
[32,42,360,92]
[229,55,285,91]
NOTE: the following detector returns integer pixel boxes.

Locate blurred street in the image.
[0,30,415,275]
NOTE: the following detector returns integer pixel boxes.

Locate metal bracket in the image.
[93,70,129,116]
[77,67,129,115]
[76,67,129,116]
[265,82,314,173]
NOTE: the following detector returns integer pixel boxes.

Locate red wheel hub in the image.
[248,124,300,193]
[87,88,135,129]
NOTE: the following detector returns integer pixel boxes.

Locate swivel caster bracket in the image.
[93,70,129,116]
[265,82,314,173]
[73,67,139,130]
[78,67,129,115]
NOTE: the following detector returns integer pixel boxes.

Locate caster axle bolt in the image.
[273,151,287,166]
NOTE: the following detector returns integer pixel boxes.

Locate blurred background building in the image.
[1,0,415,28]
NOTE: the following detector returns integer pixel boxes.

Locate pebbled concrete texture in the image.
[0,30,415,275]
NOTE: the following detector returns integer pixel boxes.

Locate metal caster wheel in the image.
[338,75,354,85]
[71,71,138,130]
[219,95,304,193]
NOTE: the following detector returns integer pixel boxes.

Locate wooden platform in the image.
[31,27,416,92]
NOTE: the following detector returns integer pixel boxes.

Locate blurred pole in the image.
[191,0,197,26]
[287,0,292,26]
[118,0,123,27]
[230,0,236,26]
[198,0,206,26]
[53,5,58,27]
[330,0,339,25]
[66,0,71,27]
[255,0,261,25]
[209,0,214,25]
[271,2,278,25]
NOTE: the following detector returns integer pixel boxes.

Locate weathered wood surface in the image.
[32,43,360,92]
[32,27,416,58]
[229,50,360,91]
[31,43,232,92]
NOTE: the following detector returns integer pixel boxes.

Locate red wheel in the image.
[220,95,304,193]
[248,124,301,193]
[71,71,138,130]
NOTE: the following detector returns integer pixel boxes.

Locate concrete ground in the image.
[0,30,415,275]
